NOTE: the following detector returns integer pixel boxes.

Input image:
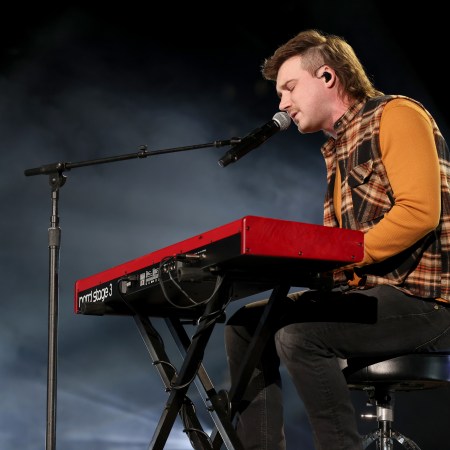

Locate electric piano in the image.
[74,216,364,450]
[75,215,364,317]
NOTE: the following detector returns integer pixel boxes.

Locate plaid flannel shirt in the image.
[322,95,450,300]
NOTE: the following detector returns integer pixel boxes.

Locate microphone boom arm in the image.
[24,138,242,177]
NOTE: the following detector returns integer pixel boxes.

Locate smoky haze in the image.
[1,3,449,450]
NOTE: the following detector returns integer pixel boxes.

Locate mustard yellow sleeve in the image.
[361,98,440,265]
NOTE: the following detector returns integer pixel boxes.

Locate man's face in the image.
[276,55,329,134]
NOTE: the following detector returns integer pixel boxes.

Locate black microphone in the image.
[218,112,291,167]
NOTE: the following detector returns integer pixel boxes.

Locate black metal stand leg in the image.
[133,314,212,449]
[166,317,243,450]
[133,276,240,450]
[362,428,423,450]
[391,431,422,450]
[210,284,291,449]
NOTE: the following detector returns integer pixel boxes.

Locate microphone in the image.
[218,112,291,167]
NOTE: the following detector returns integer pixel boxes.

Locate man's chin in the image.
[297,124,311,134]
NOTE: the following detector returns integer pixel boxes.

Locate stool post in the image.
[377,403,394,450]
[376,389,394,450]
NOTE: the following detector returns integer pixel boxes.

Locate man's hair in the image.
[261,29,383,100]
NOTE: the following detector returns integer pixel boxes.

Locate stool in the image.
[342,353,450,449]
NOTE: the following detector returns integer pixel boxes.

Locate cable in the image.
[180,398,213,449]
[158,256,226,309]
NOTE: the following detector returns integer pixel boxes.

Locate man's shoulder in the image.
[364,95,428,120]
[382,96,429,121]
[367,94,420,108]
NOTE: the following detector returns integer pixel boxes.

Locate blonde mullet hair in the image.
[262,29,383,100]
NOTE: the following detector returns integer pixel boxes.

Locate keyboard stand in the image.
[133,274,243,449]
[132,273,291,450]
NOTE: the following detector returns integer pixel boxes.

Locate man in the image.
[224,29,450,450]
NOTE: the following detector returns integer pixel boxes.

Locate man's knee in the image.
[274,322,322,361]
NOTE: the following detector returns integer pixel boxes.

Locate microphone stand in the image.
[24,138,240,450]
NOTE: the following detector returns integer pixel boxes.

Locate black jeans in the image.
[224,285,450,450]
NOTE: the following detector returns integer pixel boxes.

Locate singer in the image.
[224,29,450,450]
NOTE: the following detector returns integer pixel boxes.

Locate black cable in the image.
[159,256,226,309]
[180,398,213,449]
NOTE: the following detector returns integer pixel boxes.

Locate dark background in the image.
[1,2,449,449]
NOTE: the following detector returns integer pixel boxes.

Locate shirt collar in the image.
[333,99,366,136]
[321,98,367,158]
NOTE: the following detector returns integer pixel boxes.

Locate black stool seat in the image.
[342,353,450,449]
[344,352,450,390]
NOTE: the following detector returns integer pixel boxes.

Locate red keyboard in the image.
[74,216,364,317]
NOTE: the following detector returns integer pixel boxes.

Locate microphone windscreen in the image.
[272,112,291,131]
